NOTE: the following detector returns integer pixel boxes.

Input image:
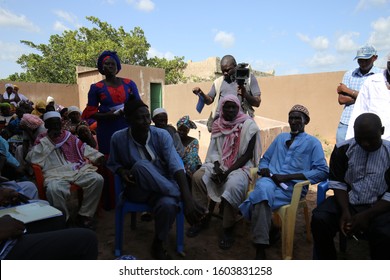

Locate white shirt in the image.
[346,71,390,140]
[2,92,28,106]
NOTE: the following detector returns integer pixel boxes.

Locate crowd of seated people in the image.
[2,51,389,262]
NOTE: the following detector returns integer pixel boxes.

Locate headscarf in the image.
[31,100,46,117]
[0,103,11,109]
[211,95,251,169]
[20,114,44,130]
[46,96,55,105]
[177,115,197,129]
[4,83,13,89]
[97,50,122,75]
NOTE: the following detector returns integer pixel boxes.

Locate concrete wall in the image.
[3,69,345,144]
[1,81,79,108]
[190,116,290,161]
[77,64,165,110]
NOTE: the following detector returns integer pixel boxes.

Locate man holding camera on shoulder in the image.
[193,55,261,131]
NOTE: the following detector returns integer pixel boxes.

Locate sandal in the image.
[76,215,95,230]
[219,227,235,250]
[219,236,235,250]
[186,223,204,238]
[186,213,210,238]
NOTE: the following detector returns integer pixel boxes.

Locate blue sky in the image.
[0,0,390,79]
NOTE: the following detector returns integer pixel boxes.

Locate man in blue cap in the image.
[335,44,381,144]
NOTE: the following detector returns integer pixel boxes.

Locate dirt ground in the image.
[94,185,369,260]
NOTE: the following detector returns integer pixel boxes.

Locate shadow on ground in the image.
[95,186,369,260]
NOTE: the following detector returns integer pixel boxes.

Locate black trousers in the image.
[311,196,390,260]
[4,216,98,260]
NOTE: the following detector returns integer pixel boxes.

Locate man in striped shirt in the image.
[336,45,381,144]
[312,113,390,259]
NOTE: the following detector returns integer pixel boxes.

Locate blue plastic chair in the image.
[114,175,185,257]
[316,180,347,252]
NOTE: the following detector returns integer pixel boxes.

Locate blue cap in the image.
[354,44,377,60]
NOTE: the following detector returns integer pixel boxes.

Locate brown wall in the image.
[1,81,79,108]
[164,71,345,143]
[3,70,345,143]
[77,64,165,111]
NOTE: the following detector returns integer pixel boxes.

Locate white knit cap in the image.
[43,111,61,121]
[152,108,167,118]
[67,106,81,114]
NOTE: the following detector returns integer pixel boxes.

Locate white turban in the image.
[46,96,55,104]
[5,83,14,89]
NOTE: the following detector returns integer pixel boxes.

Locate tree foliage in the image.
[7,16,186,84]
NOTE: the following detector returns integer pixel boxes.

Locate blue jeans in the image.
[336,122,348,144]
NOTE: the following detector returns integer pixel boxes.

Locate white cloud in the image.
[127,0,155,12]
[53,10,78,25]
[297,33,329,50]
[306,53,338,68]
[53,21,70,32]
[368,16,390,50]
[147,47,174,59]
[214,31,235,48]
[0,8,40,32]
[252,59,280,73]
[355,0,390,12]
[335,33,360,53]
[0,40,35,78]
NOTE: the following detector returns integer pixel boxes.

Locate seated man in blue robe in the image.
[107,97,205,260]
[239,104,329,259]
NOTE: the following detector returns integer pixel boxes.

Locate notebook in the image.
[0,201,63,223]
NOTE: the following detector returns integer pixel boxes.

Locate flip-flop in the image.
[219,236,235,250]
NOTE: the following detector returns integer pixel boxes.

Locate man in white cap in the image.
[152,108,184,157]
[336,44,382,144]
[1,83,28,106]
[346,52,390,141]
[26,111,105,229]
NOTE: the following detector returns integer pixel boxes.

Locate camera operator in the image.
[193,55,261,129]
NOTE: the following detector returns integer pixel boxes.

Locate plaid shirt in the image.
[339,66,382,124]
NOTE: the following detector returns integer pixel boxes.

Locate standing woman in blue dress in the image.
[82,50,140,209]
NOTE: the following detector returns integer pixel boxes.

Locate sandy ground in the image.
[95,185,369,260]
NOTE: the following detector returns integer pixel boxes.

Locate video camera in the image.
[233,63,250,86]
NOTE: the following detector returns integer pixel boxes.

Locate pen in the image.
[352,235,359,241]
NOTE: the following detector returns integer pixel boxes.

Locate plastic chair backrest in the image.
[114,175,184,257]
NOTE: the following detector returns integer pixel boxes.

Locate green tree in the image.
[7,16,186,84]
[147,56,187,85]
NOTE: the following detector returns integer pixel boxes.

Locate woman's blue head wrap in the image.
[97,50,122,75]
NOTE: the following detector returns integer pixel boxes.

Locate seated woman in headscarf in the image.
[189,95,262,250]
[176,115,202,178]
[31,100,46,119]
[14,113,47,175]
